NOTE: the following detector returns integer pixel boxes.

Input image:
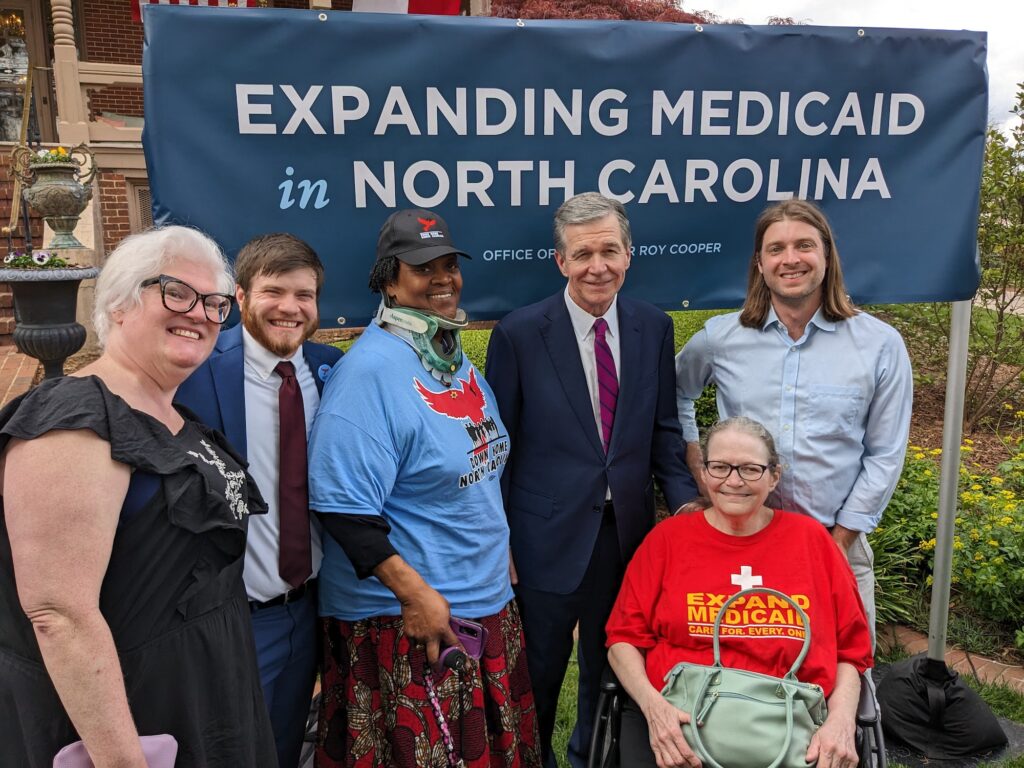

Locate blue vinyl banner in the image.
[143,7,987,327]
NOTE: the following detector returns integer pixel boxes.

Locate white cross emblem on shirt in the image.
[731,565,763,591]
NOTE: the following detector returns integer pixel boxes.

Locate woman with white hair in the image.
[0,227,276,766]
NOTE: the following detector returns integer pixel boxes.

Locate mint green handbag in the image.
[660,588,828,768]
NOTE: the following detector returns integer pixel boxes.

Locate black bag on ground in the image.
[876,653,1007,758]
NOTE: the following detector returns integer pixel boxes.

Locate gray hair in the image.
[93,226,233,346]
[702,416,780,469]
[553,192,632,254]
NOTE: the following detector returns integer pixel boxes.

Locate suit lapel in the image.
[303,343,329,395]
[540,297,605,460]
[211,327,248,459]
[608,299,641,460]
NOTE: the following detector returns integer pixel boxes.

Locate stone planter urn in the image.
[0,266,100,379]
[10,144,97,249]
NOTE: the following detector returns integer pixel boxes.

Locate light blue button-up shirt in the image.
[675,307,913,532]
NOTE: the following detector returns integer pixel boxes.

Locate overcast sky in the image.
[692,1,1022,136]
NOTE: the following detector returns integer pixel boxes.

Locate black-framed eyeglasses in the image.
[140,274,234,324]
[703,461,773,481]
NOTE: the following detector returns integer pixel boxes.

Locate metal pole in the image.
[928,299,972,659]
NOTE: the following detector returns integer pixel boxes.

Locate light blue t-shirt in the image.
[309,322,513,620]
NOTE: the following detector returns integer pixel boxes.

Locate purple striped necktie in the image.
[593,318,618,453]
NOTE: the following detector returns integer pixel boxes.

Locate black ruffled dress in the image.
[0,376,277,767]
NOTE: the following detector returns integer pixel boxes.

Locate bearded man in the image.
[177,232,342,768]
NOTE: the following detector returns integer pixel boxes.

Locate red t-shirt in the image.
[605,510,872,697]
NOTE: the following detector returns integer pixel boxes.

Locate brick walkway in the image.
[880,624,1024,694]
[0,349,39,407]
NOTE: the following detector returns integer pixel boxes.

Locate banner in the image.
[143,7,987,327]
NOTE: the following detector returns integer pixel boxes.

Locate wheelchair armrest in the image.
[600,666,624,695]
[856,670,878,725]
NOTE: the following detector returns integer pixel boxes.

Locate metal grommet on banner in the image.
[694,24,704,32]
[318,12,327,20]
[516,18,525,27]
[336,316,346,325]
[681,300,690,308]
[857,28,865,37]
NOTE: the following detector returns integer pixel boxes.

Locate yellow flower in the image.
[953,539,964,550]
[1005,402,1015,411]
[924,469,933,477]
[910,445,923,451]
[931,448,943,455]
[971,484,983,491]
[931,512,939,519]
[914,452,926,460]
[961,446,973,453]
[56,146,67,156]
[991,476,1004,485]
[975,552,985,561]
[1001,516,1014,526]
[988,539,1000,547]
[964,438,974,445]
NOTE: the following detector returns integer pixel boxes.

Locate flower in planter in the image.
[2,249,72,269]
[30,147,76,165]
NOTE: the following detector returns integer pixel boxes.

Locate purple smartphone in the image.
[450,616,488,660]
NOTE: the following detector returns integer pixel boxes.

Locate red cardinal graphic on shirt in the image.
[418,217,437,232]
[414,368,487,425]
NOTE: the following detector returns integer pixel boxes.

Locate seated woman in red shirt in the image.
[606,416,872,768]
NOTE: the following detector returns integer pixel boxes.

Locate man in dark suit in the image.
[176,233,342,768]
[485,193,696,768]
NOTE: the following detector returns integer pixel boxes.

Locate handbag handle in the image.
[712,587,813,680]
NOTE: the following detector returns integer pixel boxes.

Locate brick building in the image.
[0,0,487,345]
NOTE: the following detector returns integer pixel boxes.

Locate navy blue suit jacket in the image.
[485,293,696,595]
[175,324,343,459]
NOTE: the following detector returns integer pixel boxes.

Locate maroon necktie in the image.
[593,318,618,453]
[274,361,312,589]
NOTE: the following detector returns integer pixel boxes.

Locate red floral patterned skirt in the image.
[317,600,541,768]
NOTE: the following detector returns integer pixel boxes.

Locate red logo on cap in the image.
[417,217,437,232]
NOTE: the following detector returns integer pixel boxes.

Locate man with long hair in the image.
[675,199,912,639]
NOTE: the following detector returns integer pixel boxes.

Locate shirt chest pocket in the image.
[803,385,865,438]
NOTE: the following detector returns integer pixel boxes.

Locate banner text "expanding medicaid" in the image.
[236,86,923,207]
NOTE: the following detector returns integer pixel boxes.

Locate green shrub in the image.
[872,439,1024,639]
[461,328,491,371]
[668,310,730,436]
[870,448,939,625]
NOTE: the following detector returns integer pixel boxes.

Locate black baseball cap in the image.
[375,208,471,266]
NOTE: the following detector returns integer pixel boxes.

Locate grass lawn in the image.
[552,649,579,768]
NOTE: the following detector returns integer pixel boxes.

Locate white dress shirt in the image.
[563,287,620,500]
[241,328,324,602]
